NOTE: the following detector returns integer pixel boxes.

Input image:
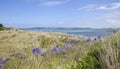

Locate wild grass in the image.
[0,29,120,69]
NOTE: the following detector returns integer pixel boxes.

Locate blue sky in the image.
[0,0,120,28]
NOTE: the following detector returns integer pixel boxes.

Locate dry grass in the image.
[0,29,120,69]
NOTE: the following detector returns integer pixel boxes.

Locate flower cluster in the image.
[31,36,102,55]
[32,47,43,56]
[93,36,102,41]
[17,55,28,59]
[86,37,91,42]
[65,39,81,44]
[51,48,60,54]
[0,58,4,69]
[51,45,73,54]
[0,57,11,69]
[86,36,102,42]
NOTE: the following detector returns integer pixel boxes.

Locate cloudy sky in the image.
[0,0,120,28]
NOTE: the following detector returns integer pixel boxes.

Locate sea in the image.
[22,27,117,37]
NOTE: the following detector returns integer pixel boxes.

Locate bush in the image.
[38,37,52,47]
[69,52,101,69]
[0,24,5,30]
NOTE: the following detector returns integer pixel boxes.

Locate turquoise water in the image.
[23,27,114,37]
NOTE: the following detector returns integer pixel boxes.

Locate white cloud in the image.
[76,11,120,28]
[78,4,98,11]
[107,19,120,27]
[92,11,120,20]
[95,11,120,28]
[41,0,71,6]
[107,19,120,24]
[41,1,64,6]
[24,0,71,6]
[78,2,120,11]
[97,2,120,10]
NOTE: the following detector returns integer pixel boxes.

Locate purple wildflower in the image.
[71,44,74,48]
[59,48,65,52]
[41,53,48,57]
[70,40,81,44]
[0,64,4,69]
[94,38,97,41]
[51,48,60,54]
[0,58,4,69]
[0,58,3,64]
[32,47,43,55]
[86,37,91,42]
[3,57,11,64]
[98,36,102,41]
[19,56,28,59]
[76,40,81,43]
[64,45,73,50]
[64,46,69,49]
[64,40,69,44]
[0,57,11,69]
[70,40,75,44]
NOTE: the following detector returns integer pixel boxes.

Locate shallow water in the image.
[22,27,114,37]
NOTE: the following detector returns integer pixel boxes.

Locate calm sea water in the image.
[22,27,114,37]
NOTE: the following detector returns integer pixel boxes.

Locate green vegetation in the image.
[0,24,5,30]
[0,29,120,69]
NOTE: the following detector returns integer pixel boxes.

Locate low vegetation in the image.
[0,24,5,30]
[0,29,120,69]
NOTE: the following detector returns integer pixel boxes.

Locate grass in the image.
[0,29,120,69]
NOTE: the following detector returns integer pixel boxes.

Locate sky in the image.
[0,0,120,28]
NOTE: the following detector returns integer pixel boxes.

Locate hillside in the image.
[0,29,120,69]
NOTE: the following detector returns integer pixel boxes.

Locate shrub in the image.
[38,37,52,47]
[0,24,4,30]
[69,52,101,69]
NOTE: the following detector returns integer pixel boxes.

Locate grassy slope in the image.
[0,29,120,69]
